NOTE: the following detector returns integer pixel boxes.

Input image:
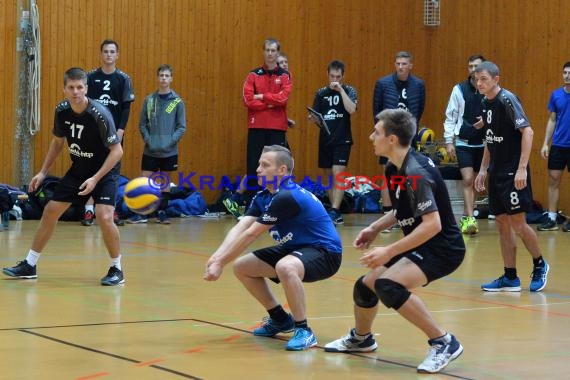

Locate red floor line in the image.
[123,240,209,257]
[223,334,242,342]
[418,289,570,318]
[333,274,570,318]
[135,358,164,367]
[184,346,205,354]
[76,372,110,380]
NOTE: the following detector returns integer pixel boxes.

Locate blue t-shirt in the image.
[548,88,570,148]
[246,182,342,254]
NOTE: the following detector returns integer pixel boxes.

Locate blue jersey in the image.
[246,182,342,254]
[547,88,570,148]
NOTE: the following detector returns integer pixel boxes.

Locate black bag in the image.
[0,186,16,213]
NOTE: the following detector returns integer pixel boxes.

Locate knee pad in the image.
[353,276,379,308]
[374,278,410,310]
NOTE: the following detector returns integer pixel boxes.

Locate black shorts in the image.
[547,145,570,171]
[51,169,118,206]
[385,245,465,284]
[247,129,288,175]
[455,145,484,171]
[318,144,351,168]
[252,245,342,283]
[488,172,533,215]
[141,154,178,172]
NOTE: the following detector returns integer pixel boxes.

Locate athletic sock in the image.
[504,267,517,280]
[353,330,372,340]
[85,205,94,213]
[294,319,308,329]
[533,256,545,268]
[26,249,41,266]
[267,305,289,324]
[159,192,170,211]
[110,255,122,270]
[432,332,451,344]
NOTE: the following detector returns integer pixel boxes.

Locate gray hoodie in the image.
[139,90,186,158]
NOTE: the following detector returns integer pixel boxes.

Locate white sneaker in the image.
[417,334,463,374]
[324,328,378,352]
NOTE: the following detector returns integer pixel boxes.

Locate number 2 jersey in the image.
[386,149,465,254]
[87,68,135,130]
[53,99,120,178]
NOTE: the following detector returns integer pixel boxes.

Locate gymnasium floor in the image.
[1,214,569,379]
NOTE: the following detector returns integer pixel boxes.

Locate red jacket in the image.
[243,65,292,131]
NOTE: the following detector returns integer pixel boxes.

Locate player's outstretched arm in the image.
[204,218,271,281]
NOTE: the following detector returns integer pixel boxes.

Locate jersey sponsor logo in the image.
[398,217,415,227]
[417,200,432,212]
[68,143,94,158]
[411,251,423,260]
[262,214,278,223]
[269,230,294,245]
[485,129,504,143]
[515,118,526,126]
[95,94,119,107]
[397,102,409,111]
[323,109,344,121]
[275,77,282,85]
[107,135,118,144]
[165,98,182,114]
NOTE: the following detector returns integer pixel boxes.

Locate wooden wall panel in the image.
[1,0,16,184]
[4,0,570,211]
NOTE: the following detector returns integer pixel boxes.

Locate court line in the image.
[9,318,473,379]
[18,329,203,380]
[331,274,570,318]
[122,241,210,257]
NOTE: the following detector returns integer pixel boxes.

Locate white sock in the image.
[85,205,94,213]
[436,332,452,344]
[548,212,557,221]
[353,331,371,340]
[110,255,122,270]
[26,249,41,266]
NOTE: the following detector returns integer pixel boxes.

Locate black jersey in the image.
[481,88,531,174]
[87,68,135,129]
[53,99,120,178]
[386,150,465,253]
[313,84,358,146]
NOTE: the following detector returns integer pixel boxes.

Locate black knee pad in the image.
[353,276,379,308]
[374,278,410,310]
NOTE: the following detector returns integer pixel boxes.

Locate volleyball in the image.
[123,177,162,215]
[418,127,435,146]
